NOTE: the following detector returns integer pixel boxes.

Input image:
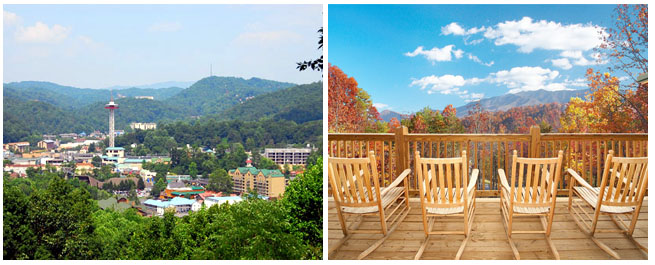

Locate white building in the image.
[130,122,157,130]
[264,147,313,165]
[204,196,243,208]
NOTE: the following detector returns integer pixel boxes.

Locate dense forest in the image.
[163,76,296,116]
[215,82,322,124]
[3,158,323,260]
[113,118,322,155]
[3,77,321,143]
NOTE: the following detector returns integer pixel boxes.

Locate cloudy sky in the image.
[3,5,322,88]
[329,5,618,113]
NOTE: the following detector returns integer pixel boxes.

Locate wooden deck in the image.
[328,197,648,260]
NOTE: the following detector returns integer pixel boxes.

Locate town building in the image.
[264,147,313,165]
[164,178,205,197]
[229,162,286,198]
[5,142,30,153]
[130,122,157,130]
[106,147,125,158]
[58,133,78,139]
[204,196,243,208]
[134,96,154,100]
[37,140,58,150]
[143,197,201,216]
[75,163,95,174]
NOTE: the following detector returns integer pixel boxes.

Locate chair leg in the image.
[541,216,560,260]
[357,205,410,260]
[591,236,621,259]
[500,205,520,260]
[414,217,435,260]
[328,215,363,258]
[455,235,470,260]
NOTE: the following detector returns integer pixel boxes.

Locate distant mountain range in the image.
[377,89,589,121]
[454,89,589,117]
[102,81,195,90]
[3,76,319,143]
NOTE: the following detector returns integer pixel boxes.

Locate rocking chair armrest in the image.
[567,168,596,192]
[498,169,511,193]
[381,168,411,197]
[467,169,479,194]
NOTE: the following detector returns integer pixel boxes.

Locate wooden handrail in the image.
[328,126,648,197]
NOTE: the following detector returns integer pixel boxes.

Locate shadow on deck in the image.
[328,197,648,260]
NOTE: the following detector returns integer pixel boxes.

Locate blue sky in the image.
[3,5,322,88]
[328,5,618,114]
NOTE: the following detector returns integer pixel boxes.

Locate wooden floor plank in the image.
[328,197,648,260]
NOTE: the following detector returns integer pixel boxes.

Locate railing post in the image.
[530,125,541,158]
[395,126,409,172]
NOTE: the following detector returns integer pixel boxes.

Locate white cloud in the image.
[465,38,484,45]
[441,22,466,35]
[373,103,391,110]
[468,53,494,66]
[410,74,467,95]
[482,17,605,53]
[148,22,182,32]
[404,45,464,64]
[15,22,71,43]
[551,58,572,70]
[489,66,572,93]
[78,35,94,45]
[441,22,486,36]
[4,10,20,27]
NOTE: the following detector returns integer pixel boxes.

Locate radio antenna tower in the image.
[210,64,213,76]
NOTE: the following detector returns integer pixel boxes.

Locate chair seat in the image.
[502,187,551,214]
[573,186,636,214]
[424,188,472,215]
[341,187,405,214]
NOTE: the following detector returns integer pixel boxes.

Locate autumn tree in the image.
[593,4,648,131]
[387,117,401,132]
[328,64,382,133]
[561,70,639,133]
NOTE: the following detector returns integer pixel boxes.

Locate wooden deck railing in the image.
[328,126,648,197]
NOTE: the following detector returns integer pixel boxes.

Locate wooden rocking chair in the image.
[498,150,564,260]
[328,150,411,260]
[413,150,478,260]
[567,150,648,259]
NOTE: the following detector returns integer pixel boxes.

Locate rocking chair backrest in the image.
[598,150,648,208]
[328,151,382,208]
[509,150,564,208]
[414,150,469,208]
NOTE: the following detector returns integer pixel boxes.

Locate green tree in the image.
[208,169,233,193]
[137,177,145,190]
[257,157,279,170]
[188,162,198,179]
[282,157,323,259]
[91,156,102,167]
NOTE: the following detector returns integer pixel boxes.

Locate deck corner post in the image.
[530,126,541,158]
[395,126,409,177]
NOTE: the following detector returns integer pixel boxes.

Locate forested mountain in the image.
[77,98,189,130]
[3,76,318,143]
[163,76,296,116]
[455,89,588,117]
[3,97,96,142]
[216,82,322,123]
[3,81,184,109]
[379,110,410,122]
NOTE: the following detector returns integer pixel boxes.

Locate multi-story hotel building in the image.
[263,147,312,165]
[229,163,286,198]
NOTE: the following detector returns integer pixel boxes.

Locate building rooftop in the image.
[106,147,125,151]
